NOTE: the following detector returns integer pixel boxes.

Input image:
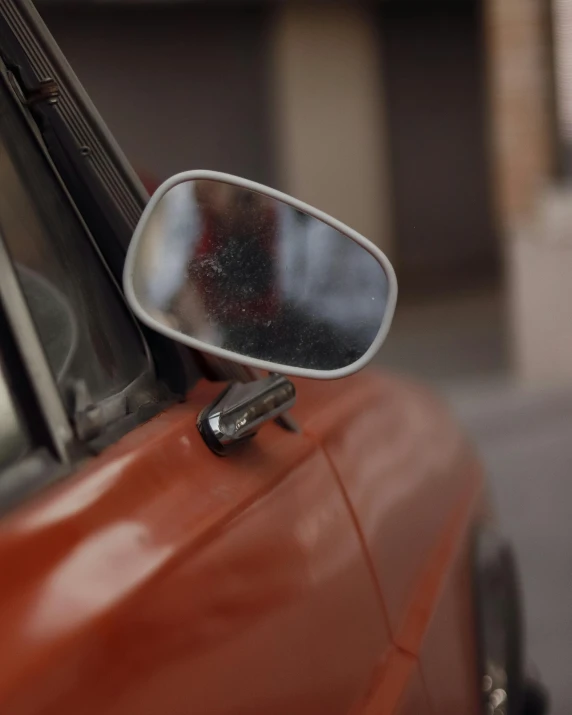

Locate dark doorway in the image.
[379,1,499,299]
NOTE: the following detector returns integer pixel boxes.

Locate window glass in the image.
[0,354,28,469]
[0,77,148,406]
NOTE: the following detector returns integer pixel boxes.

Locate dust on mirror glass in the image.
[130,180,389,371]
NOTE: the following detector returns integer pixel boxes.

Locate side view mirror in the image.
[123,171,397,380]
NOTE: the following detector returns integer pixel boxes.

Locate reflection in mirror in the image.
[129,179,391,372]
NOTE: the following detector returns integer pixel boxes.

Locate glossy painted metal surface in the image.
[419,527,482,715]
[0,379,388,714]
[0,370,485,714]
[292,371,485,633]
[292,371,486,714]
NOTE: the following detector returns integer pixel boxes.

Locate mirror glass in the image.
[129,179,391,372]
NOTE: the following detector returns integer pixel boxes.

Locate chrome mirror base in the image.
[197,375,296,456]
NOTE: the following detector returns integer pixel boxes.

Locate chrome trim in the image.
[201,359,301,433]
[0,232,74,462]
[0,448,68,516]
[197,375,296,456]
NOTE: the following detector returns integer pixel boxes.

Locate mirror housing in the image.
[123,171,397,380]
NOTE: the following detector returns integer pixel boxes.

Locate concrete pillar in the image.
[484,0,554,229]
[484,0,567,385]
[509,188,572,385]
[271,4,392,254]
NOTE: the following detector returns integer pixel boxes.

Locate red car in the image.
[0,1,547,714]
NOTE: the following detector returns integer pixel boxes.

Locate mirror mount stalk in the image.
[197,374,297,456]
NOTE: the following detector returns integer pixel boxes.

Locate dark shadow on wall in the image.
[379,0,500,300]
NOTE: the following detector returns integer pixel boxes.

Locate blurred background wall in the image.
[36,0,566,388]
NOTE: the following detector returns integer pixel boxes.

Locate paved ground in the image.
[374,290,572,714]
[375,288,508,386]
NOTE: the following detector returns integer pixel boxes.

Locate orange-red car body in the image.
[0,370,487,714]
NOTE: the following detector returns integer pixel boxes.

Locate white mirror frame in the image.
[123,170,398,380]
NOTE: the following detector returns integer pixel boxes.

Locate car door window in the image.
[0,354,28,469]
[0,73,149,407]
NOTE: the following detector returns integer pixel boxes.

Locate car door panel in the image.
[291,370,485,642]
[417,518,482,715]
[0,379,390,715]
[359,651,431,715]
